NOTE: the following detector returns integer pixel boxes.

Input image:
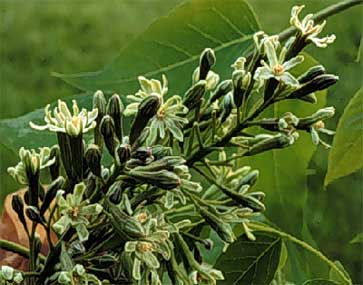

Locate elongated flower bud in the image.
[130,95,161,144]
[85,144,102,177]
[183,80,206,110]
[220,92,234,124]
[298,65,326,84]
[223,187,265,212]
[151,145,172,159]
[26,206,43,224]
[40,176,65,215]
[199,207,235,243]
[49,145,61,180]
[298,93,317,104]
[109,206,145,240]
[93,90,107,148]
[116,144,131,166]
[128,169,180,190]
[210,80,233,103]
[290,74,338,99]
[298,107,335,128]
[12,194,27,229]
[132,156,185,172]
[107,94,124,141]
[244,134,293,156]
[100,115,119,156]
[199,48,216,80]
[238,170,259,189]
[131,147,153,161]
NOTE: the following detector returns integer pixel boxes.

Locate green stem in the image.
[249,222,352,285]
[278,0,362,41]
[0,239,46,262]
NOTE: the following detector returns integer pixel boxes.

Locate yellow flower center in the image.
[136,213,148,223]
[137,242,153,252]
[314,120,325,129]
[157,106,166,119]
[72,116,81,129]
[71,207,80,218]
[272,64,284,75]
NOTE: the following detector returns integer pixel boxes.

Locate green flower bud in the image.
[131,127,149,152]
[26,206,43,224]
[132,156,185,172]
[290,74,339,99]
[298,65,326,84]
[183,80,206,110]
[298,107,335,128]
[128,169,180,190]
[40,176,65,215]
[85,144,102,177]
[199,207,235,243]
[209,80,233,103]
[130,94,161,144]
[109,206,145,240]
[238,170,259,189]
[298,93,317,104]
[199,48,216,80]
[49,145,61,180]
[100,115,120,156]
[11,194,27,229]
[244,134,293,156]
[108,181,124,204]
[224,187,265,212]
[232,70,248,107]
[107,94,124,141]
[131,147,153,161]
[151,145,172,159]
[93,90,107,148]
[220,92,234,124]
[116,144,131,166]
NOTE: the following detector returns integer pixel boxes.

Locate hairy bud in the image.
[183,80,206,110]
[100,115,119,156]
[107,94,124,141]
[290,74,339,99]
[244,134,293,156]
[85,144,102,177]
[298,65,326,84]
[40,176,65,215]
[210,80,233,103]
[93,90,107,147]
[199,48,216,80]
[130,95,161,144]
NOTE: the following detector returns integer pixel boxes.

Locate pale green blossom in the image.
[7,147,55,185]
[53,183,103,242]
[254,38,304,87]
[125,75,188,144]
[290,5,336,48]
[30,99,98,137]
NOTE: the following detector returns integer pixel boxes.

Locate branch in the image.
[0,239,46,263]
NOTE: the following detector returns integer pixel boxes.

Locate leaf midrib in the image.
[233,237,281,285]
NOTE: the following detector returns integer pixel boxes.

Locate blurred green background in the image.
[0,0,362,282]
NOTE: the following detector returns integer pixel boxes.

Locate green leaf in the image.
[53,0,260,94]
[349,233,363,244]
[303,279,339,285]
[325,88,363,186]
[215,232,282,285]
[329,261,352,285]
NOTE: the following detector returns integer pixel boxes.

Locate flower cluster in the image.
[4,4,340,285]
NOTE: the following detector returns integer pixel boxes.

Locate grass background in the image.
[0,0,362,282]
